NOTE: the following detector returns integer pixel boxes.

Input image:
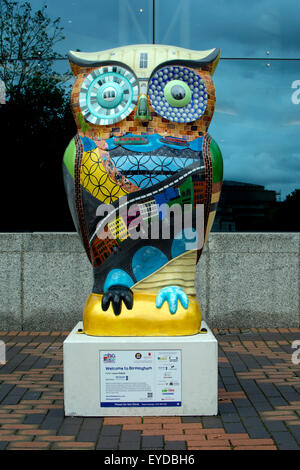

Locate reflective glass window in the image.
[156,0,300,59]
[0,0,299,231]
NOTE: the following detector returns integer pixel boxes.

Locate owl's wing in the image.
[63,135,92,261]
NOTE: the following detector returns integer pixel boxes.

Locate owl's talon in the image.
[156,286,189,314]
[101,291,113,311]
[101,286,133,316]
[123,291,134,310]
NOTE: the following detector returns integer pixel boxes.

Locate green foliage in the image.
[0,1,76,231]
[0,0,73,145]
[0,0,71,98]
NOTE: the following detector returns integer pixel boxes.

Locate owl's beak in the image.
[134,94,152,122]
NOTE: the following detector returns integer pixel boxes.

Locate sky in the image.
[27,0,300,199]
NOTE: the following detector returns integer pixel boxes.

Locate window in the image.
[139,53,148,69]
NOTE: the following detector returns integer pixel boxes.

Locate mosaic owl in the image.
[63,44,223,336]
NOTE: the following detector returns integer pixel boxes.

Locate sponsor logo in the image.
[169,356,178,362]
[103,353,116,363]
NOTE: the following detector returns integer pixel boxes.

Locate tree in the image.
[0,0,70,99]
[0,1,76,231]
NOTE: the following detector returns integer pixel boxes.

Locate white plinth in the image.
[63,321,218,416]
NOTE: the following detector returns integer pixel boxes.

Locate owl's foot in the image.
[101,285,133,316]
[156,286,189,314]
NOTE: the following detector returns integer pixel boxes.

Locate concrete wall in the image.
[0,232,299,330]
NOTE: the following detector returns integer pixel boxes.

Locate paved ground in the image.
[0,328,300,450]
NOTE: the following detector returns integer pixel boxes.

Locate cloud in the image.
[283,120,300,126]
[215,106,238,116]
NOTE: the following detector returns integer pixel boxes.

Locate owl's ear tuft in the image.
[68,51,87,76]
[199,48,221,75]
[68,50,106,72]
[170,47,221,75]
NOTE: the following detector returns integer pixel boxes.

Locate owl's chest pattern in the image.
[107,133,205,190]
[76,131,222,242]
[78,133,208,199]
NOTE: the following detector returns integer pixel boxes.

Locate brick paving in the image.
[0,328,299,450]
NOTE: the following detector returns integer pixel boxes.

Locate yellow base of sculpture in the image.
[82,292,202,337]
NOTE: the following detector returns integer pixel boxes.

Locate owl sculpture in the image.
[63,44,223,336]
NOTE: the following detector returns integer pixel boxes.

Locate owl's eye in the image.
[148,66,208,123]
[164,80,191,107]
[79,66,139,125]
